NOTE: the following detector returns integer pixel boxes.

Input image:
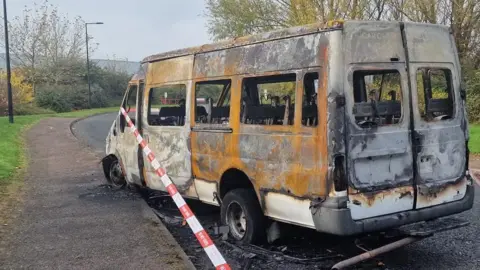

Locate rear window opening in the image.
[352,70,402,128]
[416,68,454,121]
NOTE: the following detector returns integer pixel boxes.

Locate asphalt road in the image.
[71,112,117,154]
[73,113,479,270]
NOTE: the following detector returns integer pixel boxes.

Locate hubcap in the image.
[109,161,125,187]
[226,202,247,240]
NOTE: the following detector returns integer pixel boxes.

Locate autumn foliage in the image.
[0,70,34,113]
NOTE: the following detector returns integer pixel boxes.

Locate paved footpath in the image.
[0,118,195,270]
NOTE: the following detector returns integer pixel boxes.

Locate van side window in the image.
[352,70,402,128]
[120,85,138,133]
[416,68,454,121]
[241,74,296,125]
[148,84,187,126]
[303,72,319,127]
[195,80,231,124]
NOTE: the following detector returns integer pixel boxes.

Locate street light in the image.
[3,0,13,123]
[85,22,103,109]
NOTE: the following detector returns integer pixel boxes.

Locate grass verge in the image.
[469,124,480,154]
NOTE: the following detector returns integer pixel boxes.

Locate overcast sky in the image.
[5,0,211,61]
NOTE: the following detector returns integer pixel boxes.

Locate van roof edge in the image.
[142,21,340,63]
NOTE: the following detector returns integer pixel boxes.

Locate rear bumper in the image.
[311,184,475,235]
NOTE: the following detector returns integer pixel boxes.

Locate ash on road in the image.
[74,113,480,270]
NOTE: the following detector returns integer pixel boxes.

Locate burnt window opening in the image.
[195,79,231,125]
[148,84,187,126]
[241,74,296,126]
[416,68,454,121]
[303,72,319,127]
[352,70,402,128]
[120,85,138,132]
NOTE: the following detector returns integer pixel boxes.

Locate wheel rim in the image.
[109,160,125,187]
[226,201,247,240]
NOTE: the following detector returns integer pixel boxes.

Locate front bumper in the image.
[311,184,475,235]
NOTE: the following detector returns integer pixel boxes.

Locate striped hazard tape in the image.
[119,108,231,270]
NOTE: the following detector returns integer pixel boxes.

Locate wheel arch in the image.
[219,168,260,202]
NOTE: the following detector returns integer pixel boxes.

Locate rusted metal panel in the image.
[191,131,232,182]
[416,177,468,209]
[147,55,194,85]
[403,23,455,63]
[349,186,415,220]
[343,21,406,64]
[142,22,330,64]
[193,33,328,78]
[263,192,315,228]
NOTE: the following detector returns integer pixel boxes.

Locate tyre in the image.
[221,189,266,244]
[107,158,126,188]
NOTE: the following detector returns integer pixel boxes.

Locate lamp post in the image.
[85,22,103,109]
[3,0,13,123]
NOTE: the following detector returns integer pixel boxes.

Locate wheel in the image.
[108,159,126,188]
[221,189,266,244]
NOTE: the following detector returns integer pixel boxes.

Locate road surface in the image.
[73,113,479,270]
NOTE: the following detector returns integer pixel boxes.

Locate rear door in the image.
[343,22,415,220]
[404,23,468,209]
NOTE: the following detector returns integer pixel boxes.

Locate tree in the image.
[205,0,390,40]
[0,0,89,93]
[205,0,480,67]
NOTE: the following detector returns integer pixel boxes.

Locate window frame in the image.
[120,84,138,133]
[194,79,233,126]
[146,83,187,128]
[302,72,320,128]
[240,72,298,129]
[349,67,406,129]
[415,67,456,122]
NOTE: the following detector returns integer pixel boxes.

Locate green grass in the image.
[469,124,480,154]
[0,115,44,182]
[0,107,119,184]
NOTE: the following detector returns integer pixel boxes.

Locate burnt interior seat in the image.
[157,106,186,126]
[244,105,286,120]
[211,106,230,119]
[159,106,186,117]
[195,106,208,123]
[353,101,402,118]
[302,104,317,119]
[427,99,453,115]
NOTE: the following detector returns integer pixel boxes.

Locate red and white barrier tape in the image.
[119,108,231,270]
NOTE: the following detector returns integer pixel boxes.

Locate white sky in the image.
[4,0,211,61]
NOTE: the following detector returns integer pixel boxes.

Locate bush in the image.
[36,88,72,112]
[13,103,55,115]
[465,70,480,123]
[36,84,108,112]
